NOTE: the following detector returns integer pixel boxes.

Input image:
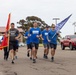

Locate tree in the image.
[17,19,27,31]
[17,16,48,31]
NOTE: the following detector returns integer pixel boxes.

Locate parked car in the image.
[60,35,76,50]
[0,36,3,43]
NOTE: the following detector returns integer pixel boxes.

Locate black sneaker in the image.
[33,59,36,63]
[11,60,14,64]
[45,55,48,59]
[51,57,54,62]
[43,54,46,58]
[27,52,29,57]
[30,57,32,60]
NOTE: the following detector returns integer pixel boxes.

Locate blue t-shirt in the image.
[48,30,58,44]
[42,30,49,44]
[24,31,31,44]
[29,27,41,44]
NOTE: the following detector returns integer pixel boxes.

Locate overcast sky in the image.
[0,0,76,37]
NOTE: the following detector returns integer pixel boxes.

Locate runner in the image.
[9,23,20,64]
[1,35,9,60]
[48,24,60,62]
[24,27,32,60]
[29,22,41,63]
[41,26,49,59]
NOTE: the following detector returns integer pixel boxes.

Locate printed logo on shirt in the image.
[32,31,39,34]
[45,33,48,36]
[10,31,16,36]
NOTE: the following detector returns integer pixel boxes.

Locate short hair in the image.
[51,24,55,27]
[11,23,15,25]
[45,26,49,28]
[33,22,38,24]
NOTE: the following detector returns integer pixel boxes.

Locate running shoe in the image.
[51,57,54,62]
[27,52,29,57]
[11,60,14,64]
[45,55,48,59]
[30,57,32,60]
[43,54,46,58]
[33,59,36,63]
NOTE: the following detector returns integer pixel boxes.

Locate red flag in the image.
[0,13,11,50]
[6,13,11,31]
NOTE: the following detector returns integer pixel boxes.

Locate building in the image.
[0,27,24,42]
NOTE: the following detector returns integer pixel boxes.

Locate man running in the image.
[9,23,20,64]
[41,26,49,59]
[48,24,60,62]
[29,22,41,63]
[24,27,32,60]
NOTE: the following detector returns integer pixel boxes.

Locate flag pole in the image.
[7,13,11,52]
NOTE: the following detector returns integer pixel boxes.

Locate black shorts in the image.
[49,43,57,50]
[31,43,39,49]
[9,41,17,51]
[16,45,19,49]
[43,43,49,49]
[27,44,31,49]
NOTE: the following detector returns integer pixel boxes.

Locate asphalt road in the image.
[0,45,76,75]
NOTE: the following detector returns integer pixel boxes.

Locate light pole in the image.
[53,18,60,25]
[72,22,76,34]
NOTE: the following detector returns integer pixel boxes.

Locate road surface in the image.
[0,45,76,75]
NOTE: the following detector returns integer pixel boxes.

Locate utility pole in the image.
[72,22,76,34]
[53,18,60,25]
